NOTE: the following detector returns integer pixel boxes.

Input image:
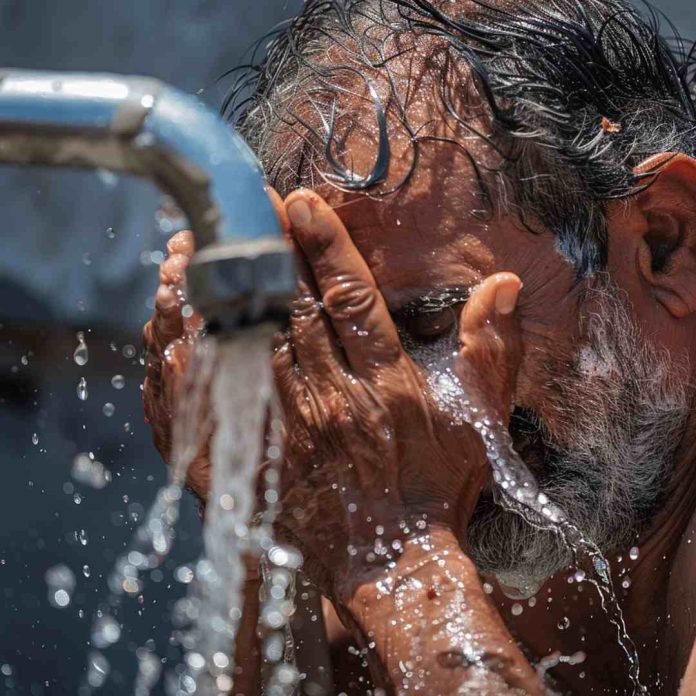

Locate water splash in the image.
[427,362,646,694]
[86,326,297,694]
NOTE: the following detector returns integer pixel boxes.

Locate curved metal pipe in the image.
[0,69,294,328]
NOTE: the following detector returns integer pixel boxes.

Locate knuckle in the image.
[289,291,322,321]
[323,278,376,320]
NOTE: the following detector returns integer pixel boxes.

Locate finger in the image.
[267,186,292,240]
[159,252,190,288]
[271,334,302,415]
[459,273,522,331]
[289,252,349,386]
[456,273,523,420]
[150,283,186,356]
[166,230,195,258]
[285,190,401,374]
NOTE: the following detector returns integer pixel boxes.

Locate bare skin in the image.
[142,139,696,693]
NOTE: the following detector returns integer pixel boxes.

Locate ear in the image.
[631,153,696,319]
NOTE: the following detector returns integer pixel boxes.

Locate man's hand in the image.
[272,189,523,602]
[141,229,210,499]
[271,189,540,694]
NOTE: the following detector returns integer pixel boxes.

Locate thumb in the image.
[455,272,523,421]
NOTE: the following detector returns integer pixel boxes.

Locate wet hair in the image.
[222,0,696,276]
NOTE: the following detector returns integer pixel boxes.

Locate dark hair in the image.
[222,0,696,276]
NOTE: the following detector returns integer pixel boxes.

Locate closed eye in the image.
[397,304,464,343]
[391,286,470,345]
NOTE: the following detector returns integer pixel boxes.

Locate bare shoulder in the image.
[667,511,696,693]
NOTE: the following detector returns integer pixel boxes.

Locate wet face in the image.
[315,138,690,593]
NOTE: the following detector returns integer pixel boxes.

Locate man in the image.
[142,1,696,693]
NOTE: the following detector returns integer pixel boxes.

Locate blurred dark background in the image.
[0,1,692,694]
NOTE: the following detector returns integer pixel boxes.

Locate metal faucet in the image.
[0,70,294,330]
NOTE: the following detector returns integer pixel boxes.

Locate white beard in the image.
[406,278,691,595]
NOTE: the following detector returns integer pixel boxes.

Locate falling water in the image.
[427,362,646,695]
[81,338,216,694]
[175,326,282,695]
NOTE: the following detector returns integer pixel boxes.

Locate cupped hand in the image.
[141,230,210,499]
[272,190,523,603]
[142,189,292,502]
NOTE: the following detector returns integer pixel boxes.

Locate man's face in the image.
[315,139,690,594]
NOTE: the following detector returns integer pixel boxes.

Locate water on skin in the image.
[427,361,646,694]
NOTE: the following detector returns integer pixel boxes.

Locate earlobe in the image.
[631,153,696,319]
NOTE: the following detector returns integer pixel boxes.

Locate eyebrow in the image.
[390,286,472,322]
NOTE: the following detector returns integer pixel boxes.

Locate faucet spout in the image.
[0,69,294,329]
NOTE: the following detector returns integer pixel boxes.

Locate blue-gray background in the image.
[0,1,691,694]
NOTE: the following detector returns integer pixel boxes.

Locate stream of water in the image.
[427,361,646,695]
[85,327,301,695]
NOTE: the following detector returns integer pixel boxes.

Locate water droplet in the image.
[76,377,88,401]
[574,569,586,583]
[73,332,89,366]
[134,647,161,694]
[103,402,115,417]
[82,252,92,266]
[482,582,494,595]
[557,616,570,630]
[45,564,75,609]
[511,603,524,616]
[122,344,136,359]
[174,566,194,584]
[622,577,632,589]
[73,492,82,505]
[105,226,116,239]
[629,546,639,561]
[77,529,88,546]
[83,565,91,578]
[31,432,38,445]
[86,650,110,688]
[91,615,121,648]
[124,422,132,433]
[72,453,110,489]
[111,374,125,390]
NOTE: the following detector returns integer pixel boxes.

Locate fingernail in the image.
[495,282,520,315]
[287,199,313,228]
